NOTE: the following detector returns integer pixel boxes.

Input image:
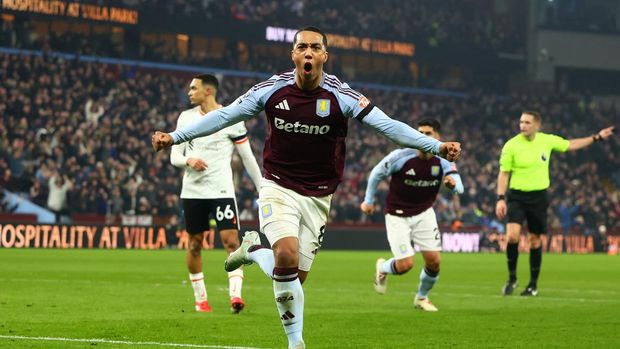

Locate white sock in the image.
[248,247,275,278]
[273,267,304,348]
[228,268,243,299]
[417,267,439,298]
[380,258,397,274]
[189,272,207,302]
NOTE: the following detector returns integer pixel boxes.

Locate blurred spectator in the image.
[109,187,125,215]
[85,98,105,126]
[47,173,72,222]
[29,179,47,207]
[558,198,578,234]
[239,198,256,221]
[0,168,14,192]
[0,190,18,214]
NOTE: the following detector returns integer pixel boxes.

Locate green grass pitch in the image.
[1,249,619,348]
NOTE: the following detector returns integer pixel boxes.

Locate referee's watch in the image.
[497,194,506,201]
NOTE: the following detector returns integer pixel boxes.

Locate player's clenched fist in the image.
[152,131,173,152]
[360,202,375,215]
[443,176,456,190]
[439,142,461,161]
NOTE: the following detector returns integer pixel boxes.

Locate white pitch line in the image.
[0,335,267,349]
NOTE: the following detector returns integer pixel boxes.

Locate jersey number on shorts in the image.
[312,225,326,255]
[216,205,235,221]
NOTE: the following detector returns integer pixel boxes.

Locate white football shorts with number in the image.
[385,207,442,259]
[256,179,331,272]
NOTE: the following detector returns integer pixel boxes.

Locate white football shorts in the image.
[257,179,331,272]
[385,207,442,259]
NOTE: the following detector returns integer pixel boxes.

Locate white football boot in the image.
[224,231,261,272]
[414,297,438,312]
[374,258,387,294]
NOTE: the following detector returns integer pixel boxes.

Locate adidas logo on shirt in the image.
[406,168,416,176]
[275,99,290,111]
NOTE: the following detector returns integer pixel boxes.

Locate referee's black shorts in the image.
[507,189,549,234]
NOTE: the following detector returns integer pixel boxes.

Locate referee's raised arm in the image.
[565,125,615,151]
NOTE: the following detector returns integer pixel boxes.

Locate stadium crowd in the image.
[0,0,522,67]
[81,0,524,52]
[1,52,619,234]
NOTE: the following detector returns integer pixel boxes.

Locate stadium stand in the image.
[0,0,523,89]
[9,0,521,51]
[1,51,618,233]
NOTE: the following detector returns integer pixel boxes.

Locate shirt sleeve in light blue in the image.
[170,76,279,144]
[329,80,369,118]
[439,157,464,194]
[362,107,443,155]
[363,149,414,204]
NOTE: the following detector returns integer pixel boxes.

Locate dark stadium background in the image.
[1,0,619,252]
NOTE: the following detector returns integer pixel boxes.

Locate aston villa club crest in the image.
[431,165,440,176]
[261,204,273,218]
[316,99,330,117]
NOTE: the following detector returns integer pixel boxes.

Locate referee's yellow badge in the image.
[316,99,330,117]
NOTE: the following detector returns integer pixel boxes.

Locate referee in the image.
[496,110,614,296]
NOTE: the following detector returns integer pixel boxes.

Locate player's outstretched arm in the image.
[567,126,615,151]
[151,96,262,152]
[361,151,398,215]
[361,107,461,161]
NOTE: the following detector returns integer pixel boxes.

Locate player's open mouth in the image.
[303,62,312,75]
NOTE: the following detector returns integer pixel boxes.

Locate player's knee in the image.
[424,255,440,272]
[188,239,202,256]
[528,234,542,248]
[220,235,240,251]
[273,244,299,267]
[507,233,520,244]
[426,261,440,273]
[506,224,521,243]
[395,258,413,274]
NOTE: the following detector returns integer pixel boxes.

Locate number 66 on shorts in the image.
[182,198,240,233]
